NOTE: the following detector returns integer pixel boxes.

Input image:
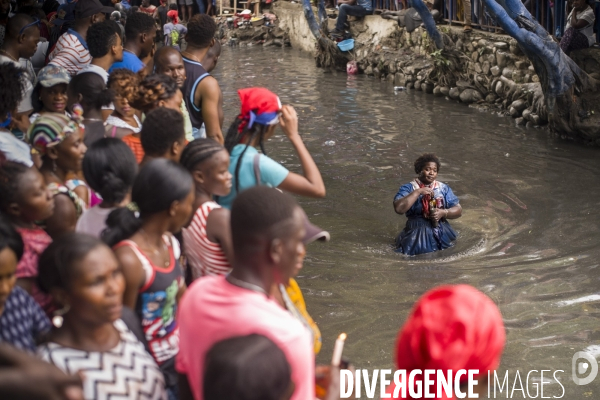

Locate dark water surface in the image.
[213,46,600,398]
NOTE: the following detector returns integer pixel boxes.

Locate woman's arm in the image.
[205,208,235,266]
[44,194,77,239]
[277,105,326,198]
[394,187,431,214]
[113,246,146,309]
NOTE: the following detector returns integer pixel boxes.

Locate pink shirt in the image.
[176,275,314,400]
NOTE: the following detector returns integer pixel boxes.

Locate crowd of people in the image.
[0,1,508,400]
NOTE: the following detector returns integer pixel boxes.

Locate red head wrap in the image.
[387,284,506,399]
[237,87,282,134]
[167,10,179,24]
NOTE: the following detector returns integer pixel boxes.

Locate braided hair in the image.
[180,138,225,173]
[0,152,29,214]
[223,117,269,193]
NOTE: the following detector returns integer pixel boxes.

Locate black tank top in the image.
[182,56,210,129]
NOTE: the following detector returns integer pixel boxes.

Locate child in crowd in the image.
[386,285,505,397]
[140,107,186,165]
[105,68,142,139]
[76,138,138,238]
[67,72,114,147]
[37,233,167,400]
[0,213,51,353]
[163,9,187,50]
[28,113,87,239]
[219,88,325,209]
[204,334,293,400]
[0,153,55,315]
[180,138,233,280]
[393,153,462,256]
[30,65,71,123]
[103,159,195,398]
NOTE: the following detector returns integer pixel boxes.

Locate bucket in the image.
[337,39,354,52]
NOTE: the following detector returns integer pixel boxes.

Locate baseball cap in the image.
[75,0,114,19]
[36,65,71,88]
[301,209,330,244]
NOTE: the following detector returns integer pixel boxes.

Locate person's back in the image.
[177,275,313,400]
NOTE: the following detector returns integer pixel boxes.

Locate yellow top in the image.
[285,278,322,354]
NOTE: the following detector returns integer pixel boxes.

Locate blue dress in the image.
[394,181,459,256]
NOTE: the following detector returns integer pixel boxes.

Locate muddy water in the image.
[214,46,600,398]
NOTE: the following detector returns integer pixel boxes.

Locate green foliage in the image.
[430,49,450,68]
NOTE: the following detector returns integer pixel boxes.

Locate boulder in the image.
[510,99,527,111]
[478,39,487,48]
[515,60,530,70]
[407,82,415,89]
[509,107,521,117]
[459,89,483,103]
[525,121,534,128]
[449,87,460,99]
[491,65,501,77]
[482,61,491,75]
[440,86,450,96]
[531,114,541,125]
[423,82,434,93]
[485,93,497,103]
[515,117,526,126]
[495,81,503,95]
[395,73,407,86]
[494,42,509,50]
[532,75,540,83]
[472,51,479,62]
[510,43,523,56]
[496,51,508,69]
[487,54,496,65]
[433,86,442,96]
[365,66,373,75]
[522,108,532,120]
[502,68,513,79]
[415,79,422,90]
[512,70,524,83]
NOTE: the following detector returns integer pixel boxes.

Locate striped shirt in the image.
[48,31,91,76]
[182,201,231,279]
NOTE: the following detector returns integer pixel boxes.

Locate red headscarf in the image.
[237,87,282,133]
[387,285,505,399]
[167,10,179,24]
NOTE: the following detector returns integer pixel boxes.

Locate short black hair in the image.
[102,159,193,247]
[6,13,36,39]
[68,72,114,111]
[204,334,292,400]
[231,187,299,252]
[0,63,25,118]
[180,138,224,172]
[186,14,216,48]
[38,233,105,293]
[0,155,29,214]
[414,153,441,174]
[87,20,120,59]
[0,214,24,262]
[82,138,138,205]
[140,107,185,157]
[124,11,155,41]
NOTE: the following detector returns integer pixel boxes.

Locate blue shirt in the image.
[109,51,145,74]
[394,181,459,218]
[357,0,373,10]
[0,286,50,352]
[217,145,290,209]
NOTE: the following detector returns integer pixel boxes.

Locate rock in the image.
[373,68,381,79]
[365,66,373,75]
[456,39,464,51]
[502,68,513,79]
[485,93,497,103]
[523,74,531,83]
[532,75,540,83]
[473,63,483,73]
[495,81,503,95]
[467,43,475,52]
[528,65,535,71]
[522,108,532,120]
[515,117,526,126]
[387,74,395,82]
[531,114,541,125]
[509,107,521,117]
[511,99,527,111]
[440,86,450,96]
[487,54,496,65]
[433,86,442,96]
[389,63,397,74]
[449,87,460,100]
[494,42,509,50]
[525,121,534,128]
[415,80,422,90]
[491,65,501,77]
[512,70,524,83]
[459,89,483,104]
[478,39,487,48]
[407,82,415,89]
[510,43,523,56]
[425,82,434,93]
[472,51,479,62]
[497,51,510,69]
[395,73,407,86]
[482,61,491,75]
[515,60,529,70]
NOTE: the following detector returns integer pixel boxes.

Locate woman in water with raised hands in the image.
[393,153,461,256]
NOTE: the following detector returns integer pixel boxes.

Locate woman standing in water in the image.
[393,153,462,255]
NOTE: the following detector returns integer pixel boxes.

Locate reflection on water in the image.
[214,47,600,397]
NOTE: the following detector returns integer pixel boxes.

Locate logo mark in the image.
[572,351,598,385]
